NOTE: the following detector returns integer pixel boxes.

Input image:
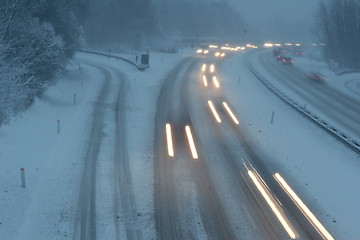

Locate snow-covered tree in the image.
[314,0,360,69]
[0,0,79,125]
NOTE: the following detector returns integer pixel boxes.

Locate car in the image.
[307,72,328,82]
[280,57,294,65]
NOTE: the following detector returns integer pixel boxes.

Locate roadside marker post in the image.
[271,111,275,124]
[57,120,61,134]
[20,168,26,188]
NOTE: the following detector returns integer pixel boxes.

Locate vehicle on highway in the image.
[280,57,294,65]
[307,72,328,82]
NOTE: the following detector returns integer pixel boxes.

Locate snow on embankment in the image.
[219,51,360,240]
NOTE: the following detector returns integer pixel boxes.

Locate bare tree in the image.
[314,0,360,69]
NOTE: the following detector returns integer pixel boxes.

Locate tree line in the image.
[314,0,360,69]
[0,0,81,125]
[0,0,250,125]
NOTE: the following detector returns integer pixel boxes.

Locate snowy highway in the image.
[249,50,360,143]
[1,49,358,240]
[2,1,360,240]
[153,54,334,239]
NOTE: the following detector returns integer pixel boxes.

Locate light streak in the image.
[202,64,207,72]
[165,123,174,157]
[185,125,198,159]
[208,101,221,123]
[202,75,208,87]
[212,76,220,88]
[248,170,297,239]
[274,173,334,240]
[210,64,215,73]
[264,43,274,48]
[222,102,239,124]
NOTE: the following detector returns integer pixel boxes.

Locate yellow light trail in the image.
[264,43,274,48]
[222,102,239,124]
[202,75,208,87]
[185,125,198,159]
[165,123,174,157]
[202,64,207,72]
[248,170,297,239]
[208,101,221,123]
[210,64,215,73]
[212,76,220,88]
[274,173,335,240]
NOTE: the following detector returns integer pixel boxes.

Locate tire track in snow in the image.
[72,63,111,240]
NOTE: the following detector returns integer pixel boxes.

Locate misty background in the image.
[1,0,360,125]
[227,0,322,43]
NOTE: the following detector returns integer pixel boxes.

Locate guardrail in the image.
[336,69,360,76]
[79,49,148,71]
[246,52,360,155]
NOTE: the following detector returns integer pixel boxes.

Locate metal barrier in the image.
[79,49,147,71]
[246,52,360,155]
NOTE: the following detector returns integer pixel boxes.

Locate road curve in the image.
[72,63,111,240]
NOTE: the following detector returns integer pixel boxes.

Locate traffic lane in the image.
[203,95,325,240]
[262,52,360,129]
[225,109,325,240]
[188,71,283,239]
[154,58,236,239]
[181,67,237,239]
[262,51,360,113]
[195,59,329,239]
[258,52,360,138]
[207,69,332,239]
[282,56,360,116]
[154,58,201,240]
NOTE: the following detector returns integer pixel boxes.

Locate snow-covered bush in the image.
[0,0,79,126]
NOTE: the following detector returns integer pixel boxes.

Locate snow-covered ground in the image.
[219,50,360,239]
[1,46,359,240]
[0,63,102,239]
[0,50,190,239]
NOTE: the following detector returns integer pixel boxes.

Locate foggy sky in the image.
[227,0,323,43]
